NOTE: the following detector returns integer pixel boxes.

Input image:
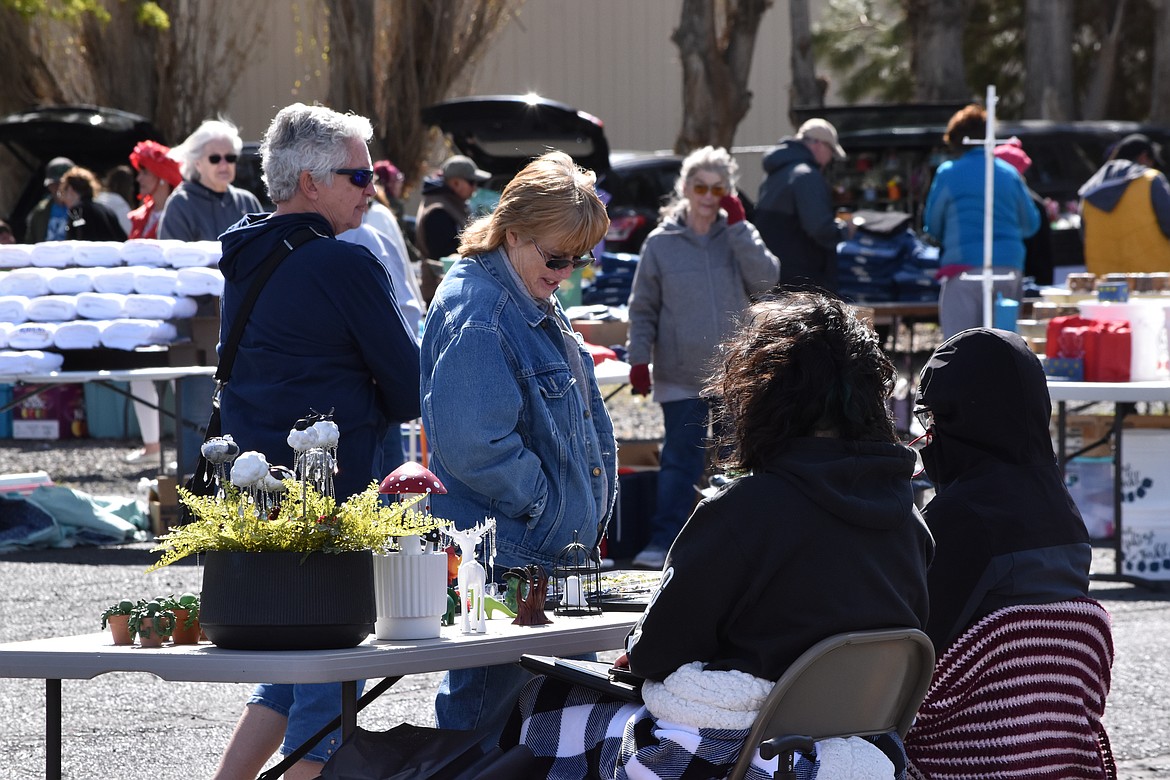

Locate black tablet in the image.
[519,654,644,703]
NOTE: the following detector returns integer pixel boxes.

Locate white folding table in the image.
[0,610,638,779]
[0,366,217,474]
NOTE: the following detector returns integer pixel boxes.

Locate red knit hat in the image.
[130,140,183,188]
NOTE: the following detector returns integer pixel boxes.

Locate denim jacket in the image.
[421,246,618,568]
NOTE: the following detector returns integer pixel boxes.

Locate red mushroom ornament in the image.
[379,461,446,509]
[379,462,447,555]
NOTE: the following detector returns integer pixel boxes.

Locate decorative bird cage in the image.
[551,531,603,616]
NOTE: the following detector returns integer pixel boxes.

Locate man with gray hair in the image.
[211,102,421,780]
[756,118,850,291]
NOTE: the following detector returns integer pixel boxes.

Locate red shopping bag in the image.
[1046,315,1130,382]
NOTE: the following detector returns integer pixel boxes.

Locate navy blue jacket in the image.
[218,212,421,499]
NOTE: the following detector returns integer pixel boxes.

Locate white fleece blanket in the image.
[175,266,224,297]
[100,319,177,350]
[0,296,30,324]
[73,241,124,267]
[0,322,13,347]
[0,244,33,268]
[0,268,52,297]
[132,267,178,296]
[75,292,126,320]
[122,294,197,320]
[53,320,106,350]
[164,241,217,268]
[46,268,95,295]
[120,239,168,267]
[26,295,78,322]
[90,267,138,294]
[29,241,76,268]
[8,322,58,350]
[0,349,64,374]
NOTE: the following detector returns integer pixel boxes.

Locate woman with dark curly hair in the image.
[503,291,932,779]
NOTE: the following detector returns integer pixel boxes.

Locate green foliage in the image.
[1,0,168,27]
[99,598,135,630]
[128,599,175,639]
[157,593,200,627]
[147,482,450,572]
[814,0,914,104]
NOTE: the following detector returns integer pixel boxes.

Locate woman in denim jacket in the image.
[421,151,617,744]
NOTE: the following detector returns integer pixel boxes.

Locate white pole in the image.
[982,85,997,328]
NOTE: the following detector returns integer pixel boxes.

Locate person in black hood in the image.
[915,327,1091,654]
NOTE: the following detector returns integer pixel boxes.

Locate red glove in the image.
[720,193,746,225]
[629,363,652,396]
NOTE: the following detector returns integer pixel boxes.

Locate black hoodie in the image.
[917,328,1090,653]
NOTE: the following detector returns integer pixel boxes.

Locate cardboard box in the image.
[571,318,629,349]
[149,500,181,537]
[1052,413,1112,458]
[618,440,661,469]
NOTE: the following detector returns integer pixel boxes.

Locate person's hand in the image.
[613,652,630,669]
[630,363,652,396]
[720,193,746,225]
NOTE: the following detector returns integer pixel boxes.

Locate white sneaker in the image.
[632,546,667,569]
[125,448,159,464]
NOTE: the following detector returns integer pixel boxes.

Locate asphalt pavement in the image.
[0,541,1167,779]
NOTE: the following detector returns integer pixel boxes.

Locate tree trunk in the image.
[324,0,376,115]
[1150,0,1170,123]
[1081,0,1126,120]
[382,0,519,187]
[909,0,971,102]
[81,3,160,117]
[672,0,770,154]
[789,0,821,112]
[1023,0,1074,119]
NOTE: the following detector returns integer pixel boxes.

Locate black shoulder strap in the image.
[215,226,321,386]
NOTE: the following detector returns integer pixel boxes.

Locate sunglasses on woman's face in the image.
[334,168,375,188]
[532,240,594,271]
[690,182,727,197]
[207,154,238,164]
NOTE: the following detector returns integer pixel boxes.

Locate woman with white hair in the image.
[624,146,779,569]
[159,117,263,241]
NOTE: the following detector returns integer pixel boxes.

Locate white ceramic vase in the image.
[373,542,449,640]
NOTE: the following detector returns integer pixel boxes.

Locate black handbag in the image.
[178,226,322,523]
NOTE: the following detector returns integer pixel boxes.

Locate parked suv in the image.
[0,105,166,242]
[423,95,694,254]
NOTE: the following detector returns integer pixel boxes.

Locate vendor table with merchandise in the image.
[1048,379,1170,579]
[0,609,638,780]
[0,366,217,475]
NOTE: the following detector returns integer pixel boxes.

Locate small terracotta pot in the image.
[137,617,166,648]
[107,614,133,646]
[171,609,201,645]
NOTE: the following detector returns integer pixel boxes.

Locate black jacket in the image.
[756,138,843,292]
[918,328,1091,653]
[66,200,127,242]
[626,437,932,682]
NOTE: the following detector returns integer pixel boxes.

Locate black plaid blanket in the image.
[502,674,902,779]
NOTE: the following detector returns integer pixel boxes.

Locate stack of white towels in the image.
[0,239,224,374]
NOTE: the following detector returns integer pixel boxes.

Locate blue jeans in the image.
[648,397,710,550]
[249,681,365,763]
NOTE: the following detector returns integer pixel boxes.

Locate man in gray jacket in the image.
[756,118,849,291]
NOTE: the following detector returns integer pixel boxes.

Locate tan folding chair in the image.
[726,627,935,780]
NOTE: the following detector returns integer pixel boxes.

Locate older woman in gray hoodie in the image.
[625,146,779,568]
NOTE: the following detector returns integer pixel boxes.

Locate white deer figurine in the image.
[447,518,496,634]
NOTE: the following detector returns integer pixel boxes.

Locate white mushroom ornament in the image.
[379,462,446,555]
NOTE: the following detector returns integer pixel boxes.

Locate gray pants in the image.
[938,267,1021,339]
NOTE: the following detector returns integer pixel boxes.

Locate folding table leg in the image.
[47,678,61,780]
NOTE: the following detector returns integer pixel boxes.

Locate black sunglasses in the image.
[532,240,594,271]
[207,154,238,164]
[334,168,375,188]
